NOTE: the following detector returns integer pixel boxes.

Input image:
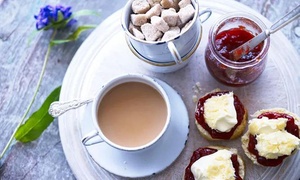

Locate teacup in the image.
[82,74,171,152]
[121,0,211,64]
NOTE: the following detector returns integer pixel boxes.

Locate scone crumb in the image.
[192,81,202,103]
[195,81,201,88]
[192,95,198,103]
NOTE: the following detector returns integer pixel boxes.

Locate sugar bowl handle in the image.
[167,41,183,64]
[198,8,212,23]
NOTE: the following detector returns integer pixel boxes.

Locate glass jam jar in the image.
[205,12,270,86]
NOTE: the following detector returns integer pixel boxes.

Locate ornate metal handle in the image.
[269,5,300,34]
[48,99,93,118]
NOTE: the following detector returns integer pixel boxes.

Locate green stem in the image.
[0,30,57,159]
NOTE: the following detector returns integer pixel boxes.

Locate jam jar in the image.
[205,12,270,86]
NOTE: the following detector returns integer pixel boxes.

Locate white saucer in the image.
[79,79,189,178]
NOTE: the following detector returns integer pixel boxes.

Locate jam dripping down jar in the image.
[205,12,270,86]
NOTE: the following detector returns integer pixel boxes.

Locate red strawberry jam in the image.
[205,15,270,86]
[215,27,263,62]
[247,112,299,166]
[195,91,246,139]
[184,147,242,180]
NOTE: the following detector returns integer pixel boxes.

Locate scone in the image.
[241,108,300,167]
[184,146,245,180]
[195,89,247,140]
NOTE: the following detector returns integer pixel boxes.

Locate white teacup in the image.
[121,0,211,64]
[82,74,171,151]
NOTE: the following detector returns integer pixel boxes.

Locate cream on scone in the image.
[195,89,247,140]
[184,146,245,180]
[241,108,300,167]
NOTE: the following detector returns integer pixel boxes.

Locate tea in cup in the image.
[82,74,171,151]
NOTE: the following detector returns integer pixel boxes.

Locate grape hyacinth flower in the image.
[0,4,98,160]
[34,5,77,30]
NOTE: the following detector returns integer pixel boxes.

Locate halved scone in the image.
[195,89,247,140]
[241,108,300,166]
[183,146,245,180]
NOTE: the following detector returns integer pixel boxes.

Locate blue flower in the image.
[34,5,77,30]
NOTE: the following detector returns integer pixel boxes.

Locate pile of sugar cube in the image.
[129,0,195,41]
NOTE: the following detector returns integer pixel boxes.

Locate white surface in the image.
[80,79,189,178]
[58,0,300,179]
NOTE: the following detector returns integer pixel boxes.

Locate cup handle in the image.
[82,130,104,146]
[167,41,183,64]
[198,8,212,23]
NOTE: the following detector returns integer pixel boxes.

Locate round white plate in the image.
[58,0,300,179]
[80,79,189,178]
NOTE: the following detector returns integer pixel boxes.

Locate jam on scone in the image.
[241,108,300,166]
[195,90,247,140]
[184,146,244,180]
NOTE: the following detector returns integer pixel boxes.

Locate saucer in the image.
[80,79,189,178]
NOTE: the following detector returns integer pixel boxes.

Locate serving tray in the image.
[58,0,300,179]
